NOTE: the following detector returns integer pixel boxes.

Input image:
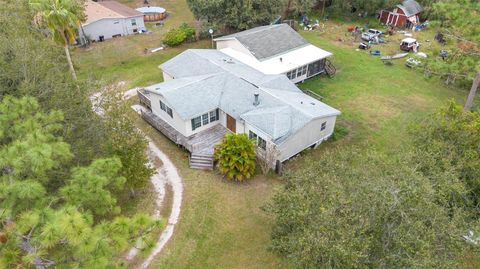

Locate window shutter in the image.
[216,109,219,120]
[191,119,195,131]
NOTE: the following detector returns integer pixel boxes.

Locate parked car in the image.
[361,29,383,41]
[400,38,420,52]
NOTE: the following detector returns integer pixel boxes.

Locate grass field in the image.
[73,2,467,268]
[73,0,202,88]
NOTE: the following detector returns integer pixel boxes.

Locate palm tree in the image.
[30,0,83,80]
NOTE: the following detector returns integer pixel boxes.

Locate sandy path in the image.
[129,104,184,269]
[92,88,184,268]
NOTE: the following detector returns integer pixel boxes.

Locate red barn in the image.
[380,0,423,29]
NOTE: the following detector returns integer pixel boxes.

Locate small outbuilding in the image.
[79,0,146,44]
[135,6,167,22]
[380,0,423,29]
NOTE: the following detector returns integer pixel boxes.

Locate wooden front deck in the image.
[140,109,227,156]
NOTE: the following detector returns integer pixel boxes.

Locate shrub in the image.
[163,24,196,46]
[180,23,195,42]
[163,28,186,47]
[214,133,256,181]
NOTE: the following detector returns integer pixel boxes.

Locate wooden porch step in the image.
[325,59,336,77]
[189,153,214,170]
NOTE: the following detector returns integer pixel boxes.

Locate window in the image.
[297,65,307,77]
[160,100,173,118]
[191,109,219,131]
[301,65,308,76]
[249,131,257,140]
[202,113,209,125]
[249,131,266,150]
[286,70,293,80]
[287,69,298,80]
[131,18,137,26]
[113,20,119,24]
[191,116,201,130]
[210,110,217,122]
[321,121,327,131]
[258,137,267,150]
[297,67,303,77]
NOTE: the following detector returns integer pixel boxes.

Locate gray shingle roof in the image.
[398,0,423,16]
[145,74,225,119]
[214,24,308,61]
[149,49,340,143]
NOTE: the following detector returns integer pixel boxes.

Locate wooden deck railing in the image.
[141,110,179,143]
[302,89,325,101]
[137,89,151,110]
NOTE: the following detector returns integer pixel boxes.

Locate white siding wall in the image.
[184,112,221,137]
[216,39,255,58]
[219,110,227,127]
[149,93,187,135]
[81,16,145,42]
[277,116,337,161]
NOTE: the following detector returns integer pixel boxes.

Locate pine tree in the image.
[0,96,161,268]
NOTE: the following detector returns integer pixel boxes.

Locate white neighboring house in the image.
[78,0,145,43]
[214,24,333,84]
[138,49,340,170]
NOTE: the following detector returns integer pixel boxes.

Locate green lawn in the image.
[298,27,464,151]
[73,0,202,89]
[74,3,466,268]
[134,117,289,269]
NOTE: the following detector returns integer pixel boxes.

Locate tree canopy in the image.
[187,0,282,32]
[266,102,480,268]
[413,101,480,212]
[29,0,84,79]
[422,0,479,86]
[0,96,162,268]
[266,146,477,268]
[0,2,159,267]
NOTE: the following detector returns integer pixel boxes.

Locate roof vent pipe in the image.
[253,93,260,106]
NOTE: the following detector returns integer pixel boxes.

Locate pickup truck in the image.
[361,29,383,41]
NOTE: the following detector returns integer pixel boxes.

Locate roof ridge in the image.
[259,87,319,118]
[216,24,278,40]
[155,73,223,92]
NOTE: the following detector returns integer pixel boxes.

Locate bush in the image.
[163,23,196,46]
[214,133,256,181]
[180,23,195,42]
[163,28,186,47]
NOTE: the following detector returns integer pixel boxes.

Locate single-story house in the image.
[380,0,423,29]
[78,0,146,43]
[138,49,340,170]
[213,24,334,84]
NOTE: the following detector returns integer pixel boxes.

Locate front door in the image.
[226,114,236,133]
